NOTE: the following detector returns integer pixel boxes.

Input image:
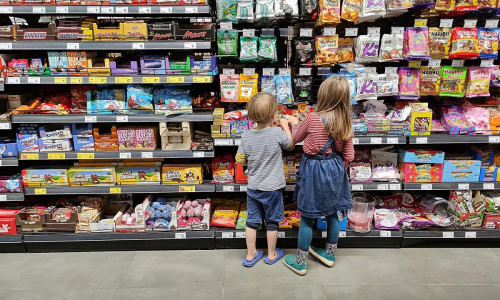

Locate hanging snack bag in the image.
[126,85,154,113]
[217,0,238,22]
[491,65,500,87]
[217,30,239,57]
[212,155,235,184]
[153,86,191,115]
[478,0,496,9]
[379,33,403,61]
[449,27,479,59]
[291,37,315,66]
[478,28,499,59]
[428,27,452,59]
[293,76,313,102]
[338,38,355,62]
[420,67,442,96]
[275,0,300,18]
[301,0,319,19]
[377,73,399,97]
[239,36,258,62]
[258,36,278,62]
[315,35,339,66]
[387,0,412,11]
[275,75,294,104]
[341,0,361,22]
[316,0,341,25]
[235,203,247,230]
[465,67,491,98]
[239,74,259,102]
[220,74,240,102]
[237,0,255,21]
[455,0,478,12]
[355,35,380,62]
[359,0,386,22]
[403,27,430,60]
[211,201,240,228]
[261,75,277,97]
[398,67,420,99]
[435,0,456,11]
[256,0,275,19]
[356,73,377,100]
[440,66,467,97]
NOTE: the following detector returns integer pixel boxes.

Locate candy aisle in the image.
[0,0,498,253]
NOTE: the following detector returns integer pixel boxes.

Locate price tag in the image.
[0,43,12,50]
[234,139,241,146]
[84,116,97,123]
[414,19,428,27]
[77,152,95,159]
[214,139,234,146]
[321,231,327,238]
[28,77,40,84]
[300,28,313,37]
[452,60,465,67]
[0,6,12,13]
[185,6,198,13]
[167,76,186,84]
[416,137,428,144]
[352,138,359,145]
[56,6,68,13]
[370,137,382,144]
[175,232,187,239]
[87,6,100,13]
[223,69,235,75]
[89,77,106,84]
[116,116,128,122]
[179,186,196,192]
[243,29,255,37]
[408,61,421,68]
[443,232,454,239]
[380,231,392,237]
[70,77,83,84]
[279,68,291,76]
[115,77,133,84]
[110,187,122,194]
[262,68,275,76]
[465,231,477,238]
[119,152,132,159]
[0,195,6,201]
[345,28,358,37]
[377,184,389,190]
[483,183,495,190]
[428,59,441,68]
[35,188,47,195]
[339,231,347,238]
[299,68,312,76]
[139,7,152,14]
[367,27,380,35]
[351,184,363,191]
[481,60,494,67]
[391,27,404,35]
[48,153,66,160]
[323,27,336,36]
[421,184,433,190]
[7,77,20,84]
[141,152,153,159]
[385,67,397,74]
[101,7,114,14]
[219,22,233,30]
[243,68,256,76]
[54,77,67,84]
[365,67,377,74]
[192,76,210,83]
[21,153,39,160]
[458,183,469,190]
[33,7,45,14]
[116,7,129,14]
[221,232,234,239]
[222,185,235,192]
[129,43,145,51]
[464,19,477,28]
[387,138,399,144]
[440,19,453,28]
[277,231,285,238]
[390,184,400,190]
[240,185,247,192]
[235,232,246,238]
[142,77,160,84]
[193,151,205,158]
[0,123,10,130]
[485,19,499,29]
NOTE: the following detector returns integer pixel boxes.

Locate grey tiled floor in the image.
[1,248,500,300]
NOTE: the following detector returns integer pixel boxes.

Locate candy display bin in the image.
[348,193,376,233]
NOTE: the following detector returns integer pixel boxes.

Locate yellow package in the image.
[338,38,354,62]
[315,35,339,66]
[340,0,361,22]
[238,74,258,102]
[211,200,240,228]
[429,27,452,59]
[279,210,293,229]
[162,164,203,184]
[68,167,116,186]
[317,0,341,25]
[22,169,69,187]
[116,166,161,185]
[435,0,456,11]
[420,67,442,96]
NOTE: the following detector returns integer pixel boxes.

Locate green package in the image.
[217,30,239,57]
[239,36,258,62]
[439,66,467,97]
[217,0,238,23]
[235,209,247,230]
[258,36,277,62]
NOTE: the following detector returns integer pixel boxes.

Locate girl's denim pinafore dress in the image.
[293,136,352,218]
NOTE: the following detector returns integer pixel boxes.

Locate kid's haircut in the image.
[247,92,277,124]
[317,76,354,141]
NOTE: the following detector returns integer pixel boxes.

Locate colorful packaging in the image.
[428,27,452,59]
[455,0,478,11]
[239,74,259,102]
[316,0,341,25]
[435,0,456,11]
[261,75,277,98]
[153,86,192,115]
[355,35,380,62]
[359,0,386,21]
[211,200,240,228]
[478,28,499,59]
[420,67,441,96]
[478,0,496,9]
[450,27,479,59]
[212,155,235,184]
[301,0,319,19]
[399,68,420,99]
[275,75,294,104]
[47,51,69,76]
[274,0,300,18]
[379,34,403,61]
[338,38,354,62]
[237,0,255,21]
[68,167,116,186]
[341,0,361,22]
[87,89,125,114]
[220,74,240,102]
[315,35,339,66]
[67,51,88,76]
[465,67,491,98]
[403,27,430,60]
[217,30,239,57]
[235,203,248,229]
[356,73,377,100]
[293,76,313,101]
[125,85,154,113]
[239,36,258,62]
[374,208,399,230]
[256,0,275,19]
[258,36,278,62]
[22,169,69,187]
[116,166,161,185]
[377,73,399,97]
[217,0,238,22]
[162,164,203,184]
[291,37,315,66]
[440,66,467,97]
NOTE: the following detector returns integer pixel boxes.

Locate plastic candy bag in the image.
[338,38,354,62]
[398,67,420,99]
[258,36,278,62]
[239,36,258,62]
[239,74,259,102]
[217,30,239,57]
[220,74,240,102]
[237,0,255,21]
[291,37,315,66]
[374,208,399,230]
[440,66,467,97]
[212,155,235,184]
[377,73,399,97]
[355,35,380,62]
[359,0,386,22]
[403,27,430,60]
[300,0,318,19]
[450,27,479,59]
[465,67,491,98]
[356,73,378,100]
[275,75,294,104]
[126,85,154,113]
[379,33,403,61]
[274,0,299,18]
[341,0,361,22]
[455,0,478,12]
[478,28,499,59]
[315,35,339,66]
[293,76,313,101]
[420,67,441,96]
[429,27,452,59]
[261,75,277,97]
[256,0,275,19]
[316,0,340,25]
[217,0,238,22]
[211,201,240,228]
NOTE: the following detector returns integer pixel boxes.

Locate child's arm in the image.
[341,138,355,169]
[236,133,248,166]
[290,115,310,144]
[279,119,295,151]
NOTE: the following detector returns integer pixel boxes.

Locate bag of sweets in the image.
[440,66,467,97]
[275,0,299,18]
[379,33,403,61]
[293,76,313,101]
[217,0,238,22]
[260,75,277,97]
[429,27,452,59]
[315,35,339,66]
[420,67,441,96]
[300,0,318,20]
[316,0,340,25]
[338,38,354,62]
[220,75,240,102]
[275,75,294,104]
[398,67,420,99]
[256,0,275,20]
[465,67,491,98]
[341,0,361,23]
[377,73,399,97]
[356,73,378,100]
[454,0,478,12]
[239,36,258,62]
[237,0,255,21]
[217,30,239,57]
[449,27,479,59]
[291,37,315,66]
[478,28,499,59]
[258,36,278,62]
[435,0,456,11]
[355,34,380,62]
[239,74,259,102]
[403,27,430,60]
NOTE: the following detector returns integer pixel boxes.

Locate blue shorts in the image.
[246,188,284,231]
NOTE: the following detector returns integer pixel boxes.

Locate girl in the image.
[280,76,354,276]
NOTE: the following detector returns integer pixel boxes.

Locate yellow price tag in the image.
[167,76,185,83]
[89,77,107,84]
[192,76,210,83]
[179,186,196,192]
[110,187,122,194]
[77,152,95,160]
[414,19,428,27]
[48,153,66,160]
[142,77,160,84]
[115,77,133,84]
[409,61,422,68]
[70,77,83,84]
[21,153,39,160]
[35,188,47,195]
[54,77,67,84]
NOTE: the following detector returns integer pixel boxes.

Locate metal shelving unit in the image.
[0,158,18,167]
[0,5,211,15]
[4,75,213,85]
[408,135,500,145]
[11,112,213,123]
[19,150,213,160]
[0,193,24,201]
[24,183,215,195]
[0,41,211,51]
[403,182,498,191]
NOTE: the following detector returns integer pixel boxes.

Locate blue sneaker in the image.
[309,246,335,267]
[283,254,307,276]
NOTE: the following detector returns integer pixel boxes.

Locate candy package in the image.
[450,27,479,59]
[315,35,339,66]
[435,0,456,11]
[398,67,420,99]
[377,73,399,97]
[338,38,354,62]
[374,208,399,230]
[291,37,315,66]
[478,0,496,9]
[440,66,467,97]
[220,75,240,102]
[491,65,500,87]
[261,75,277,97]
[428,27,452,59]
[465,67,491,98]
[359,0,386,22]
[464,104,490,133]
[235,203,247,230]
[239,36,258,62]
[153,86,192,115]
[455,0,478,11]
[379,33,403,61]
[275,75,294,104]
[217,30,239,57]
[329,72,357,104]
[258,36,278,62]
[300,0,319,19]
[239,74,259,102]
[125,85,154,113]
[403,27,430,60]
[275,0,299,18]
[420,67,441,96]
[356,73,378,100]
[211,200,240,228]
[478,28,499,59]
[293,76,313,102]
[217,0,238,22]
[341,0,361,22]
[316,0,340,25]
[237,0,255,21]
[387,0,412,11]
[355,35,380,62]
[256,0,275,19]
[212,155,235,184]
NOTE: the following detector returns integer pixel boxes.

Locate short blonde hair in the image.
[247,92,277,124]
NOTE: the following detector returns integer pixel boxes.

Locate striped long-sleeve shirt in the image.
[292,113,355,167]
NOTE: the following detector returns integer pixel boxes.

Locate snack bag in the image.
[239,74,259,102]
[291,37,315,66]
[279,210,293,228]
[220,74,240,102]
[478,28,499,59]
[125,85,154,113]
[379,34,403,61]
[387,0,412,10]
[440,66,467,97]
[293,76,313,101]
[301,0,319,20]
[341,0,361,22]
[428,27,452,59]
[455,0,478,11]
[217,0,238,22]
[261,75,277,97]
[492,65,500,87]
[212,155,235,184]
[465,67,491,98]
[235,203,248,229]
[316,0,341,25]
[153,86,192,115]
[435,0,456,11]
[478,0,496,9]
[258,36,278,62]
[403,27,430,60]
[359,0,386,22]
[338,38,354,62]
[275,0,300,18]
[211,201,240,228]
[377,73,399,97]
[374,208,399,230]
[256,0,275,19]
[398,67,420,99]
[315,35,339,66]
[450,27,479,59]
[217,30,239,57]
[420,67,441,96]
[237,0,255,21]
[355,35,380,62]
[356,73,378,100]
[239,36,258,62]
[275,75,294,104]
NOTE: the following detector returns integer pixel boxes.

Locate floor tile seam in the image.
[115,251,137,287]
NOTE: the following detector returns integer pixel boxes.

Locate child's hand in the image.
[279,118,289,129]
[288,116,299,126]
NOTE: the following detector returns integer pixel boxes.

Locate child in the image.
[280,76,354,275]
[236,92,294,267]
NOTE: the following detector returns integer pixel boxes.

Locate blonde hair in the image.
[317,76,353,141]
[247,92,277,124]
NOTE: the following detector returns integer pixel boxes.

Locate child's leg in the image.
[262,190,285,261]
[245,189,264,261]
[325,213,340,256]
[297,216,315,263]
[245,226,258,261]
[266,225,278,260]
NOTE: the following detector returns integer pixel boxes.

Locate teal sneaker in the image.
[283,254,307,276]
[309,246,335,267]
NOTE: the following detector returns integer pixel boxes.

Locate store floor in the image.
[1,248,500,300]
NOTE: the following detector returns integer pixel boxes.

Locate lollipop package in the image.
[379,33,403,61]
[258,36,278,62]
[315,35,339,66]
[291,37,315,66]
[338,38,354,62]
[217,30,239,57]
[420,67,441,96]
[450,27,479,59]
[428,27,452,59]
[316,0,341,25]
[355,35,380,62]
[440,66,467,97]
[398,67,420,99]
[220,74,240,102]
[403,27,430,60]
[256,0,275,20]
[465,67,491,98]
[239,74,259,102]
[275,75,294,104]
[239,36,258,62]
[341,0,361,22]
[478,28,499,59]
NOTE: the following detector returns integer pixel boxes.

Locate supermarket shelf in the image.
[402,229,500,247]
[19,150,213,160]
[215,184,248,192]
[0,235,25,253]
[0,193,24,201]
[0,41,211,51]
[4,75,213,85]
[0,158,18,167]
[408,134,500,145]
[351,182,402,191]
[11,112,213,123]
[24,184,215,195]
[0,5,211,15]
[353,136,406,145]
[0,121,11,130]
[403,182,498,191]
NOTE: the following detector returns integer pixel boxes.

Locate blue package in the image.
[87,89,125,114]
[16,133,39,152]
[478,28,499,59]
[153,86,192,115]
[126,85,154,113]
[0,140,18,158]
[275,75,293,104]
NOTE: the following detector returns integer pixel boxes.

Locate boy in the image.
[236,92,294,267]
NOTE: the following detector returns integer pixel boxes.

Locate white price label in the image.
[132,43,145,50]
[0,43,12,50]
[222,69,235,75]
[101,7,114,14]
[367,27,380,35]
[339,231,347,238]
[222,185,235,192]
[214,139,233,146]
[33,7,45,14]
[0,195,6,201]
[0,123,10,129]
[421,184,433,190]
[116,116,128,122]
[84,116,97,123]
[284,185,295,192]
[235,232,246,238]
[119,152,132,159]
[87,6,100,13]
[175,232,187,239]
[452,60,465,67]
[0,6,12,13]
[483,183,495,190]
[385,67,398,74]
[380,231,391,237]
[240,185,247,192]
[345,28,358,37]
[377,184,389,191]
[428,59,441,67]
[222,232,234,239]
[56,6,68,14]
[458,183,469,190]
[67,43,79,50]
[443,232,454,239]
[28,77,40,84]
[489,136,500,143]
[481,60,494,67]
[300,28,313,37]
[7,77,20,84]
[234,139,241,145]
[299,68,312,76]
[391,27,404,35]
[465,231,477,238]
[440,19,453,28]
[279,68,291,76]
[464,19,477,28]
[387,138,399,144]
[351,184,363,191]
[243,29,255,37]
[139,7,152,14]
[160,7,172,13]
[219,22,233,30]
[185,7,198,13]
[243,68,255,75]
[262,68,275,76]
[365,67,377,74]
[416,137,428,144]
[193,151,205,157]
[370,137,382,144]
[277,231,286,238]
[485,19,499,29]
[353,138,359,145]
[390,184,400,190]
[323,27,336,36]
[141,152,153,159]
[322,231,327,238]
[116,7,129,14]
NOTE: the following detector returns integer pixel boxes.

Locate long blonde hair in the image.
[316,76,353,141]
